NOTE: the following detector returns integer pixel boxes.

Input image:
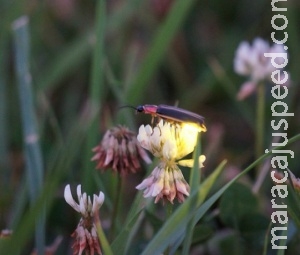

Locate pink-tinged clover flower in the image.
[64,184,104,255]
[92,125,151,175]
[0,229,12,239]
[136,120,206,204]
[234,38,289,100]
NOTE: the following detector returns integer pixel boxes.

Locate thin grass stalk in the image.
[8,177,28,229]
[95,211,113,255]
[182,132,201,255]
[262,221,273,255]
[276,222,288,255]
[125,0,197,105]
[286,6,300,82]
[141,133,300,255]
[83,0,106,192]
[255,81,265,171]
[0,108,97,254]
[141,160,227,255]
[12,16,45,254]
[109,175,123,240]
[104,59,135,129]
[252,136,280,194]
[110,162,156,255]
[0,37,9,184]
[207,57,254,128]
[165,202,173,255]
[37,0,142,93]
[37,33,93,92]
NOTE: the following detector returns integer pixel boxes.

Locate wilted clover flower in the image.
[234,37,288,100]
[92,125,151,175]
[0,229,12,239]
[136,120,206,204]
[64,184,104,255]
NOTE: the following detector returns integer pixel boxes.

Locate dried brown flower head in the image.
[92,126,151,175]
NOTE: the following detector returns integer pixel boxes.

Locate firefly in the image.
[133,104,207,132]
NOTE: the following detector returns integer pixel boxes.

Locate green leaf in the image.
[191,223,214,244]
[219,182,258,228]
[111,209,144,255]
[141,133,300,255]
[83,0,107,193]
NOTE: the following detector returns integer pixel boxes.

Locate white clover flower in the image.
[64,184,104,255]
[64,184,104,218]
[136,120,206,204]
[234,38,289,100]
[234,38,287,81]
[137,120,201,162]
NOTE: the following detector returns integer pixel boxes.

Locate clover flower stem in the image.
[255,81,265,173]
[182,134,201,255]
[109,175,123,240]
[165,202,173,255]
[189,133,201,190]
[94,210,113,255]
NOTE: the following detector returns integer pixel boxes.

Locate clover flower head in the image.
[0,229,12,239]
[136,162,190,204]
[136,120,206,204]
[234,37,287,81]
[234,38,288,99]
[92,125,151,175]
[137,120,202,162]
[64,184,104,255]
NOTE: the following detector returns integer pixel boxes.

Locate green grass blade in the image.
[111,209,144,255]
[192,134,300,230]
[110,162,157,255]
[125,0,197,105]
[189,133,201,190]
[207,58,254,128]
[36,0,143,94]
[0,110,97,254]
[106,0,142,34]
[262,221,273,255]
[276,221,288,255]
[96,214,114,255]
[0,34,9,184]
[182,132,202,254]
[141,133,300,255]
[36,32,92,92]
[173,159,227,253]
[83,0,107,193]
[12,16,45,254]
[141,160,227,255]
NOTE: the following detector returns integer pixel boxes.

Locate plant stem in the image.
[165,202,173,255]
[110,175,123,240]
[255,81,265,172]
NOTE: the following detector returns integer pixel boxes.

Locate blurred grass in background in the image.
[0,0,300,254]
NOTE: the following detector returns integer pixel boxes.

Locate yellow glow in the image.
[182,122,207,132]
[138,120,205,162]
[181,122,202,133]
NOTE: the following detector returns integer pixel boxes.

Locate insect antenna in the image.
[119,105,137,110]
[119,105,139,114]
